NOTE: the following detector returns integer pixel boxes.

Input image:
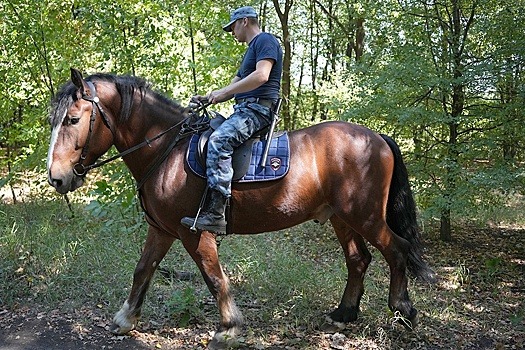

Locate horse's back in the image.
[287,121,391,171]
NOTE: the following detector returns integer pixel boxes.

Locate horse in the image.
[47,68,435,349]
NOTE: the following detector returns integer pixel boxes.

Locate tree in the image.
[1,0,524,237]
[315,0,525,240]
[272,0,293,129]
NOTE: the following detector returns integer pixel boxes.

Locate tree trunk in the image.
[440,122,458,242]
[436,0,476,241]
[309,0,320,122]
[272,0,293,130]
[440,209,452,241]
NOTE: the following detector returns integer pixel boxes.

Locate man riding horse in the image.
[181,6,283,234]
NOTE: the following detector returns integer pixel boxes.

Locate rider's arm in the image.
[207,59,274,104]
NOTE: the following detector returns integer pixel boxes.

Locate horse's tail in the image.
[381,134,437,284]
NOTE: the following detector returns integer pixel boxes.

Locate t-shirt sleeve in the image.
[254,34,280,63]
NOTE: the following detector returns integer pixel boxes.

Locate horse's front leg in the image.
[110,225,175,335]
[180,230,243,349]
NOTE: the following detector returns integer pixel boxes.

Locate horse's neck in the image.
[113,98,186,181]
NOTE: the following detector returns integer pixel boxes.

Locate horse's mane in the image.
[50,73,185,128]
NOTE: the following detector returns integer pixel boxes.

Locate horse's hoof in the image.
[208,328,240,349]
[109,322,134,335]
[393,309,418,330]
[403,310,418,330]
[109,315,136,335]
[111,301,138,335]
[320,316,346,333]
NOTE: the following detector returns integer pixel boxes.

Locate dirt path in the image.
[0,308,152,350]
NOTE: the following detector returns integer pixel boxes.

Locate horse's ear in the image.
[70,68,88,91]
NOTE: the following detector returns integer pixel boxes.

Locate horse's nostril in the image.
[52,179,63,188]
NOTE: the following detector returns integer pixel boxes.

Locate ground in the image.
[0,226,524,349]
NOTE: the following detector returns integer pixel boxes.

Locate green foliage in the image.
[316,0,525,234]
[0,200,146,307]
[166,285,203,327]
[0,0,244,196]
[1,0,524,236]
[83,163,140,227]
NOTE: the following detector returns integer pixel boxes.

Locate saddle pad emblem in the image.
[186,132,290,183]
[270,157,282,171]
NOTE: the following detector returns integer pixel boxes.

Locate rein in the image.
[73,81,211,190]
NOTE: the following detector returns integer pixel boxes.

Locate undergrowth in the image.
[0,199,146,311]
[1,195,523,349]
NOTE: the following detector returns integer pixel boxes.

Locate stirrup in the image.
[189,186,209,233]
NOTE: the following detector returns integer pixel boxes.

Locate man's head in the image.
[223,6,258,32]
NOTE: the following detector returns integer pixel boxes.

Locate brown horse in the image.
[47,68,435,348]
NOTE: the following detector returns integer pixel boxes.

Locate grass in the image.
[0,199,146,309]
[1,195,524,349]
[0,197,382,327]
[149,222,350,329]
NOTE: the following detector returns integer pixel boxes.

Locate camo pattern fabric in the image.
[206,102,272,197]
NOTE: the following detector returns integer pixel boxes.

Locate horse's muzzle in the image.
[48,169,84,194]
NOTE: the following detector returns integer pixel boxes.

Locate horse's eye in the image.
[70,117,80,125]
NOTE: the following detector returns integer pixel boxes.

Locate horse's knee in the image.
[363,248,372,266]
[347,249,372,276]
[133,256,157,279]
[110,300,139,335]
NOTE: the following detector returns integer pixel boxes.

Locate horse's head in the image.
[47,68,115,194]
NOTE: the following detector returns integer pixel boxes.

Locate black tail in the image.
[381,134,437,284]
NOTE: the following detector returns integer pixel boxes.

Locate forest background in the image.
[1,0,524,239]
[0,0,524,348]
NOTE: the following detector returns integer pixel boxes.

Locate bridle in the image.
[72,81,115,177]
[72,81,210,189]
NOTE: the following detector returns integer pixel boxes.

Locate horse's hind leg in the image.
[110,225,175,335]
[361,219,418,328]
[180,230,243,349]
[324,216,372,330]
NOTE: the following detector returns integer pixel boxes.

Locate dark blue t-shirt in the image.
[234,32,283,101]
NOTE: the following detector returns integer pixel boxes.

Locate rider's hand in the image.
[208,89,229,104]
[190,95,209,105]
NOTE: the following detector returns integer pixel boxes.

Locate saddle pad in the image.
[186,132,290,182]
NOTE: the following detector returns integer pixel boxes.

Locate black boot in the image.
[181,189,228,234]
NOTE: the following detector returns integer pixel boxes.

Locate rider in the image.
[181,5,283,234]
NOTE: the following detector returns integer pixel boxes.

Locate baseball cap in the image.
[222,6,258,32]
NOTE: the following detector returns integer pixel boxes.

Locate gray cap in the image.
[222,6,258,32]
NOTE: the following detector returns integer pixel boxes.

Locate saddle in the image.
[186,112,290,182]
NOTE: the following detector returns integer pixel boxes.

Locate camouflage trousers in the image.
[206,101,272,197]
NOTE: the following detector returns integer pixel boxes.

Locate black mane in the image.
[49,73,185,128]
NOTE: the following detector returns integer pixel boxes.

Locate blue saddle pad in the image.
[186,132,290,182]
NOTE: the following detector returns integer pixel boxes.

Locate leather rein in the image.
[73,81,209,190]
